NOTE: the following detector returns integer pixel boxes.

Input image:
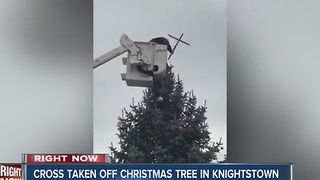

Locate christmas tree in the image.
[110,66,223,163]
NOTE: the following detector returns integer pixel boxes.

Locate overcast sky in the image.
[93,0,226,160]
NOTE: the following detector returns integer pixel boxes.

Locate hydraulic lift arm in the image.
[93,34,140,69]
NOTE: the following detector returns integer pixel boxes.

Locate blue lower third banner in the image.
[24,164,292,180]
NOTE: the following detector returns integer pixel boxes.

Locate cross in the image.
[168,33,190,60]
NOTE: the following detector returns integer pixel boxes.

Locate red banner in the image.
[0,164,21,180]
[25,154,108,163]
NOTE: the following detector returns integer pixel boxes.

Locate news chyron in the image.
[3,154,292,180]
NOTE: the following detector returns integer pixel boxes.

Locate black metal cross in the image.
[168,33,190,60]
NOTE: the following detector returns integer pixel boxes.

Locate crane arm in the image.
[93,34,140,69]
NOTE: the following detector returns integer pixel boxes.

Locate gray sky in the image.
[93,0,226,160]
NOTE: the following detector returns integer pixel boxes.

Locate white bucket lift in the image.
[93,34,167,87]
